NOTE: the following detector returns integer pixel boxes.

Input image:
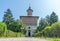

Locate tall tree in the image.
[45,15,50,25]
[50,12,58,25]
[37,18,49,31]
[3,9,14,28]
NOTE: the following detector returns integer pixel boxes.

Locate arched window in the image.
[28,27,30,29]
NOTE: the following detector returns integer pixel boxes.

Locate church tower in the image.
[27,6,33,16]
[20,6,39,37]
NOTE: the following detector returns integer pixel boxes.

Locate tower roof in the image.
[27,6,33,12]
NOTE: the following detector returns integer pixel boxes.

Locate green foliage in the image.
[34,22,60,37]
[45,15,50,25]
[8,20,26,34]
[3,9,14,28]
[51,22,60,37]
[33,31,42,37]
[47,38,60,41]
[34,12,58,37]
[6,30,25,37]
[6,30,16,37]
[50,12,58,25]
[34,11,59,38]
[37,18,49,31]
[0,21,25,37]
[16,32,25,37]
[41,26,52,37]
[46,12,58,25]
[42,22,60,37]
[0,22,7,37]
[33,26,51,37]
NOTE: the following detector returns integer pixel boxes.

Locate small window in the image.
[28,27,30,29]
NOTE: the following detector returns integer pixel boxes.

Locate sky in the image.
[0,0,60,21]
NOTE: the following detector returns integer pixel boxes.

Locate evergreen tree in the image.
[45,15,50,25]
[50,12,58,25]
[37,18,49,31]
[3,9,14,28]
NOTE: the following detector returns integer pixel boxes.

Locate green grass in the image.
[46,38,60,41]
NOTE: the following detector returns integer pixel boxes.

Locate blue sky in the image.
[0,0,60,21]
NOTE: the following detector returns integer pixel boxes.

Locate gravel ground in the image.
[0,37,51,41]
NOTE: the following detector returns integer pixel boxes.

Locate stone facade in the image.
[20,6,39,37]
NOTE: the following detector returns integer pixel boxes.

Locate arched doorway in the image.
[28,30,31,37]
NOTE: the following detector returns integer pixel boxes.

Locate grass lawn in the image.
[46,38,60,41]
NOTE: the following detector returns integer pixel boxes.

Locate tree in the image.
[36,22,60,37]
[50,12,58,25]
[3,9,14,28]
[41,26,52,37]
[0,22,7,37]
[9,20,26,34]
[33,26,51,37]
[37,18,49,31]
[45,12,58,25]
[45,15,50,25]
[51,22,60,37]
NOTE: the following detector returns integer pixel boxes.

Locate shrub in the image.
[51,22,60,37]
[8,20,26,34]
[6,30,25,37]
[0,22,7,37]
[34,22,60,37]
[6,30,16,37]
[42,22,60,37]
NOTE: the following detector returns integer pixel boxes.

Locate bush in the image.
[34,22,60,37]
[6,30,25,37]
[0,22,25,37]
[33,26,52,37]
[41,26,54,37]
[41,22,60,37]
[51,22,60,37]
[33,31,42,37]
[6,30,16,37]
[8,20,26,34]
[0,22,7,37]
[16,32,25,37]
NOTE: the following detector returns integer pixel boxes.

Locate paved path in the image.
[0,37,51,41]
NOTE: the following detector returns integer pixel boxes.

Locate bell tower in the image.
[27,6,33,16]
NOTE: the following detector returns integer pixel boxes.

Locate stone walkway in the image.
[0,37,51,41]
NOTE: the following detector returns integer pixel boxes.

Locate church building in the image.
[20,6,39,37]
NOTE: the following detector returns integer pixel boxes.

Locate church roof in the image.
[27,6,33,12]
[20,16,39,18]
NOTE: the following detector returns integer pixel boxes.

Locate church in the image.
[20,6,39,37]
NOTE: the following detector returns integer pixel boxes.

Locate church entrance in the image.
[28,30,31,37]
